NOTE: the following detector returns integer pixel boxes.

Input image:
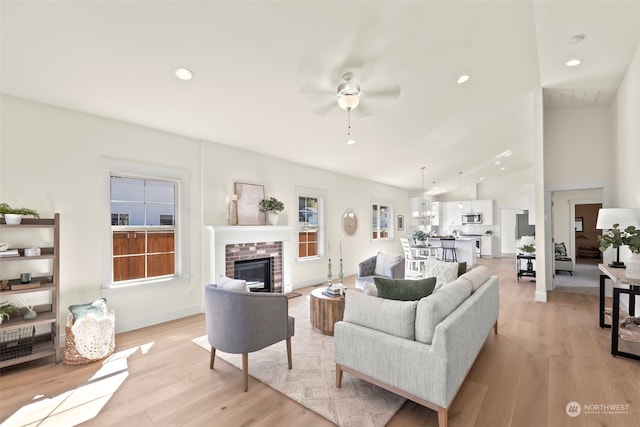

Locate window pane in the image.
[111,176,144,202]
[146,203,174,225]
[146,180,174,203]
[111,201,145,226]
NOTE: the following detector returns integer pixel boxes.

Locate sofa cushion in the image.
[374,252,403,277]
[555,242,567,257]
[459,265,491,292]
[343,291,418,340]
[374,276,437,301]
[423,259,462,291]
[415,278,472,344]
[362,281,378,297]
[217,276,250,292]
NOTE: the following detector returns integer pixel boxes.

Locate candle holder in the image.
[327,258,333,288]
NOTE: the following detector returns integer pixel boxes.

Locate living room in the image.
[1,1,640,426]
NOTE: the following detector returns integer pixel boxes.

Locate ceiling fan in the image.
[302,71,401,117]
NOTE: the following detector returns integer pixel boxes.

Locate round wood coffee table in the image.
[309,287,345,336]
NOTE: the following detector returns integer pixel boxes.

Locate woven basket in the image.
[63,311,115,365]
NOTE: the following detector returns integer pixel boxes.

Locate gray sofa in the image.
[334,266,499,427]
[355,252,405,290]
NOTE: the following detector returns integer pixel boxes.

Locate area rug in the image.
[192,296,405,427]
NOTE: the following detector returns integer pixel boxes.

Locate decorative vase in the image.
[24,310,37,320]
[267,212,278,226]
[626,253,640,280]
[4,214,22,225]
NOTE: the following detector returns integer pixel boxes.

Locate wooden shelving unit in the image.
[0,214,59,368]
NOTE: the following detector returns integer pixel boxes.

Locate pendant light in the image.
[458,172,463,209]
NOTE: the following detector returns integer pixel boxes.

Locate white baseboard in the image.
[114,304,202,334]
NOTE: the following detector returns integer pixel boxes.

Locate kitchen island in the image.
[425,237,477,266]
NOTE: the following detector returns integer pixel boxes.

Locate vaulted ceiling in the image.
[2,1,639,193]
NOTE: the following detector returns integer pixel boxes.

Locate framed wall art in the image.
[234,182,265,225]
[397,214,404,231]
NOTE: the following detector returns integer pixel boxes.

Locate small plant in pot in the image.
[412,230,428,245]
[0,301,19,324]
[518,244,535,255]
[599,224,640,277]
[259,197,285,225]
[0,202,40,225]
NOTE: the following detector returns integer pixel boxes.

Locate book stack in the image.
[324,286,343,297]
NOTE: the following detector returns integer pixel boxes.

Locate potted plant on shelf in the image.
[0,301,19,324]
[599,224,640,278]
[259,197,285,226]
[0,202,40,225]
[518,244,535,255]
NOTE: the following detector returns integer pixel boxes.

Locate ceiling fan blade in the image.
[365,84,401,99]
[312,102,336,116]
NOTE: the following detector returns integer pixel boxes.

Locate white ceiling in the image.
[2,1,639,194]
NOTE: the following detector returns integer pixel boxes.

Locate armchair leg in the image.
[336,364,343,388]
[242,353,249,392]
[286,337,292,369]
[494,320,498,334]
[210,347,216,369]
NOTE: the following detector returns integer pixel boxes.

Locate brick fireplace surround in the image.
[206,225,294,293]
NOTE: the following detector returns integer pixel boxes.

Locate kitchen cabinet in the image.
[0,214,59,368]
[442,201,461,226]
[480,236,494,257]
[481,200,494,225]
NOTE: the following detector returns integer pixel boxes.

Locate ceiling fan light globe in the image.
[338,94,360,110]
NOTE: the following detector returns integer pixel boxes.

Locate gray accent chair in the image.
[204,284,295,391]
[356,253,405,290]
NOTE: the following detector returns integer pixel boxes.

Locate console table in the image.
[516,254,536,282]
[598,264,640,360]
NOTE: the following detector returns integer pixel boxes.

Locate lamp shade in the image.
[595,208,640,229]
[337,94,360,110]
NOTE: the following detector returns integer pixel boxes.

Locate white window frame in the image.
[101,159,190,288]
[371,199,394,242]
[296,186,326,261]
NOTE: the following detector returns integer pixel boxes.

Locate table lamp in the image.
[595,208,640,268]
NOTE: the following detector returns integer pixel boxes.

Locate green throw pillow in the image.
[373,277,437,301]
[69,298,107,321]
[457,262,467,277]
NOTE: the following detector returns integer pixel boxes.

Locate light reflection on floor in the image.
[1,342,154,427]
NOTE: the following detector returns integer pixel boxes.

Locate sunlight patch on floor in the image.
[1,343,154,427]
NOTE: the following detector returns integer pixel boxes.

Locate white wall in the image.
[1,95,410,333]
[612,42,640,208]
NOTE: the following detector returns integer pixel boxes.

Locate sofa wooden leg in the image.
[242,353,249,392]
[210,347,216,369]
[494,320,498,334]
[437,407,448,427]
[286,337,292,369]
[336,364,343,388]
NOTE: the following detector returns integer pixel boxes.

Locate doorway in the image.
[551,191,603,293]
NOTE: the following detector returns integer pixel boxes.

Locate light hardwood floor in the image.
[1,257,639,426]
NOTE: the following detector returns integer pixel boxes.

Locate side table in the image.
[309,287,345,336]
[598,263,640,360]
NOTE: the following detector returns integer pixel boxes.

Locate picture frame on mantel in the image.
[234,182,265,225]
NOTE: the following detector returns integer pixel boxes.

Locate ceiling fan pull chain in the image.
[347,108,352,136]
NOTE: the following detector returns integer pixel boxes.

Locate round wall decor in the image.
[341,209,358,236]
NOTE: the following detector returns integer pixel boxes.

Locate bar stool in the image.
[440,237,457,262]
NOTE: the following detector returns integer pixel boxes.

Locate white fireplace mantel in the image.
[206,225,294,293]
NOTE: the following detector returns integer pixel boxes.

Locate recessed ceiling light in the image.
[479,177,485,181]
[346,139,356,145]
[494,161,501,165]
[457,74,470,84]
[569,34,586,44]
[175,68,193,80]
[500,166,506,171]
[565,59,582,67]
